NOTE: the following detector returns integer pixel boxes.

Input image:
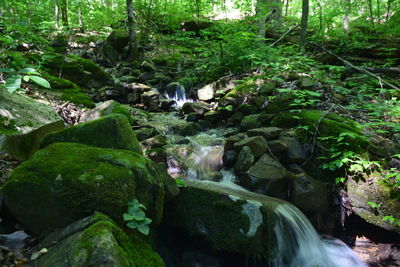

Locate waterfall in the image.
[165,83,193,108]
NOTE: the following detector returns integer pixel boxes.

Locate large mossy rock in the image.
[3,142,165,234]
[0,90,64,160]
[79,100,133,124]
[107,29,129,52]
[41,114,141,154]
[165,180,284,258]
[42,74,95,108]
[271,110,369,150]
[42,53,111,89]
[347,173,400,233]
[29,213,164,267]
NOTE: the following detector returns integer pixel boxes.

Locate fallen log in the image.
[310,41,400,91]
[270,25,299,47]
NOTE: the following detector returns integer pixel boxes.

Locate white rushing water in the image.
[167,83,193,108]
[161,105,366,267]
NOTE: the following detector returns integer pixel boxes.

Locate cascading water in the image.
[166,83,193,108]
[159,114,366,266]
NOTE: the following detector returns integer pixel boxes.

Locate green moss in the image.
[3,143,165,234]
[78,219,164,267]
[0,115,17,135]
[111,105,133,125]
[107,29,129,51]
[42,53,111,88]
[41,114,141,153]
[224,79,256,100]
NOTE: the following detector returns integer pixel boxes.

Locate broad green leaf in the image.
[0,68,13,73]
[23,76,30,82]
[126,220,139,229]
[18,68,40,75]
[134,162,146,169]
[123,213,135,221]
[5,75,22,93]
[144,218,152,224]
[137,224,150,235]
[28,76,51,89]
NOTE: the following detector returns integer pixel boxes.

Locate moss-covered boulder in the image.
[347,172,400,233]
[107,29,129,52]
[41,114,141,154]
[0,90,64,160]
[165,180,284,257]
[42,74,95,108]
[271,110,369,151]
[29,213,164,267]
[79,100,133,124]
[42,53,111,89]
[3,142,165,234]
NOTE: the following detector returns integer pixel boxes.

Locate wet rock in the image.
[203,111,221,123]
[240,114,261,131]
[3,142,166,234]
[134,127,158,141]
[182,250,220,267]
[0,90,64,160]
[170,122,198,136]
[146,147,167,164]
[286,163,304,174]
[290,173,329,215]
[280,137,307,164]
[247,127,283,140]
[119,75,137,83]
[141,61,156,72]
[42,114,141,154]
[139,72,152,82]
[164,180,281,257]
[79,100,132,123]
[141,90,160,111]
[224,133,246,151]
[234,146,255,172]
[347,172,400,233]
[233,136,268,158]
[267,140,288,155]
[165,82,182,98]
[141,135,167,150]
[181,102,210,116]
[197,83,215,101]
[101,43,120,64]
[240,154,291,199]
[222,150,237,167]
[186,113,202,122]
[160,99,176,110]
[28,213,164,267]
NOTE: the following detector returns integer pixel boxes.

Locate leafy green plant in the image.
[123,199,152,235]
[0,67,50,93]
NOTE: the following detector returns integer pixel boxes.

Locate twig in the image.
[301,104,337,167]
[270,25,299,48]
[310,42,400,91]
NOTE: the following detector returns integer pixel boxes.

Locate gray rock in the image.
[141,90,160,111]
[280,137,307,163]
[222,150,237,167]
[241,154,291,199]
[141,135,167,150]
[28,213,164,267]
[181,102,210,116]
[134,127,158,141]
[234,146,254,172]
[197,83,215,101]
[0,90,64,160]
[267,140,288,154]
[233,136,268,158]
[240,114,261,131]
[247,127,283,140]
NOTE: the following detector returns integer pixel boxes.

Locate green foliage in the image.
[0,67,50,93]
[123,199,152,235]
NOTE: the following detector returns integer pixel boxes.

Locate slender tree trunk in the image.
[318,3,323,36]
[300,0,309,46]
[60,0,68,27]
[376,0,381,23]
[343,0,350,33]
[285,0,290,16]
[368,0,374,28]
[386,1,391,22]
[54,0,60,29]
[256,0,268,43]
[126,0,138,61]
[78,6,84,32]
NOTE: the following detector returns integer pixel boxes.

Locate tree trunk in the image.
[386,1,391,22]
[376,0,381,23]
[368,0,374,28]
[343,0,350,33]
[60,0,68,27]
[54,0,60,29]
[126,0,138,61]
[300,0,309,46]
[317,3,323,36]
[285,0,289,16]
[256,0,268,43]
[78,6,84,32]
